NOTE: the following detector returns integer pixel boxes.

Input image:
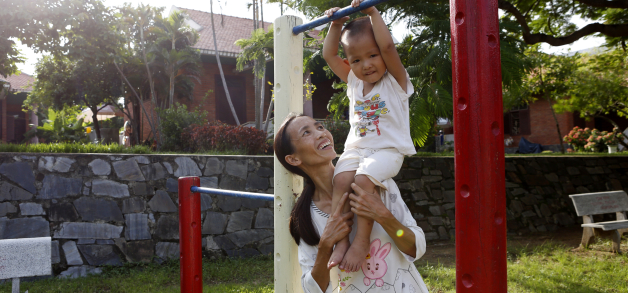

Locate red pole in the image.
[178,176,203,293]
[450,0,507,290]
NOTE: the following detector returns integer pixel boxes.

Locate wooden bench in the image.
[569,191,628,253]
[0,237,51,293]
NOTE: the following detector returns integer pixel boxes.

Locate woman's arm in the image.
[303,193,355,291]
[348,183,417,257]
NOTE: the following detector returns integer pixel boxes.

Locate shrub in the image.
[0,142,152,154]
[322,115,351,154]
[563,126,591,151]
[584,129,606,152]
[181,121,268,155]
[158,103,208,151]
[602,127,624,146]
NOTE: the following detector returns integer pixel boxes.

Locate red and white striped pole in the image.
[450,0,507,290]
[178,176,203,293]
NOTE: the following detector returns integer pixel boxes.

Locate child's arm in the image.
[354,0,407,91]
[322,7,351,83]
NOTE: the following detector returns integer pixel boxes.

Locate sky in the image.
[15,0,606,76]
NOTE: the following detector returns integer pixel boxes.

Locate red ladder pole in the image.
[450,0,507,290]
[178,176,202,293]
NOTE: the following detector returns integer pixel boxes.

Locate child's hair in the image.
[340,16,373,49]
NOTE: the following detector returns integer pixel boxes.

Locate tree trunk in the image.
[169,36,176,108]
[113,60,158,146]
[547,96,565,153]
[255,64,261,129]
[264,98,274,133]
[140,24,162,148]
[259,69,266,130]
[91,106,102,142]
[210,0,240,125]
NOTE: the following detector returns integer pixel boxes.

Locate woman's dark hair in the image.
[274,113,320,246]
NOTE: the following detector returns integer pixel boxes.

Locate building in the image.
[134,7,338,141]
[0,73,36,144]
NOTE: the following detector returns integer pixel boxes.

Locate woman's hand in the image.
[319,192,354,250]
[349,183,418,258]
[324,7,350,25]
[348,183,391,223]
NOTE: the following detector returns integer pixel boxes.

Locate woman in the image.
[275,114,429,293]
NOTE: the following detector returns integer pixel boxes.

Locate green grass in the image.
[422,242,628,293]
[2,243,627,293]
[0,256,274,293]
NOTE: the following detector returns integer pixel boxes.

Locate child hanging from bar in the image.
[322,0,416,272]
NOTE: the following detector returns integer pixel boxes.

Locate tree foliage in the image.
[553,49,628,121]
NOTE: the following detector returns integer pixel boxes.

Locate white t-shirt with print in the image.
[344,70,416,156]
[298,178,429,293]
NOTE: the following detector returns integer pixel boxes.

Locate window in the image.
[504,104,530,135]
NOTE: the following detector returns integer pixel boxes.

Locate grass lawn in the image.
[1,240,627,293]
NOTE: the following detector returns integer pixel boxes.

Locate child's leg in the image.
[328,171,356,269]
[340,174,377,272]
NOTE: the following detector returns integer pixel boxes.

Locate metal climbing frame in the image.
[178,0,506,290]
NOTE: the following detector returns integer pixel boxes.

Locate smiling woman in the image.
[273,113,429,293]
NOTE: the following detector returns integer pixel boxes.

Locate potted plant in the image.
[602,127,624,153]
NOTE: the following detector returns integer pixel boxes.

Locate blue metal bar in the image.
[292,0,390,35]
[190,186,274,201]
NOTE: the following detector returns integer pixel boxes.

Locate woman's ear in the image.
[285,154,302,167]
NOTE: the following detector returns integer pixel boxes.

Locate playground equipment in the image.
[178,0,506,291]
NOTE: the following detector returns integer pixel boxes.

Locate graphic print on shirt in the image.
[362,239,392,287]
[353,94,390,138]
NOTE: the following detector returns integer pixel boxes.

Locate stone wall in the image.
[394,156,628,241]
[0,153,274,278]
[1,153,627,278]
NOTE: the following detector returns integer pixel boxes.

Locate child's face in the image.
[343,32,387,85]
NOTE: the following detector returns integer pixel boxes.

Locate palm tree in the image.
[154,11,200,108]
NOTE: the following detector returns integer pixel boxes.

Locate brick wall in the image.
[132,59,271,141]
[506,100,575,148]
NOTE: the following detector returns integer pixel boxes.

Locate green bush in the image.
[0,142,152,154]
[322,115,351,154]
[23,107,89,143]
[157,103,208,151]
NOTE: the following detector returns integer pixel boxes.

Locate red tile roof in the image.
[177,7,321,57]
[1,73,35,92]
[179,7,272,57]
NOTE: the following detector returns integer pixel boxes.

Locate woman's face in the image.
[286,116,337,168]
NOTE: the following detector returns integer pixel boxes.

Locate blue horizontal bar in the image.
[292,0,390,35]
[190,186,275,201]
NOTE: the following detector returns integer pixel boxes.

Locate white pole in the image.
[273,15,304,293]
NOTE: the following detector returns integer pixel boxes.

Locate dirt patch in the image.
[415,227,587,267]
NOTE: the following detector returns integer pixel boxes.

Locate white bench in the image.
[0,237,52,293]
[569,191,628,253]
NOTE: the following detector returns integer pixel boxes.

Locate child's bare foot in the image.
[328,238,350,269]
[339,237,369,272]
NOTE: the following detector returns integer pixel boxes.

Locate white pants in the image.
[333,148,404,190]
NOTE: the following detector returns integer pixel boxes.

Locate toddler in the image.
[322,0,416,272]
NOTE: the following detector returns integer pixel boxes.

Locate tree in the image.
[521,49,580,153]
[0,0,107,76]
[153,11,201,108]
[553,49,628,148]
[27,56,122,142]
[236,27,274,129]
